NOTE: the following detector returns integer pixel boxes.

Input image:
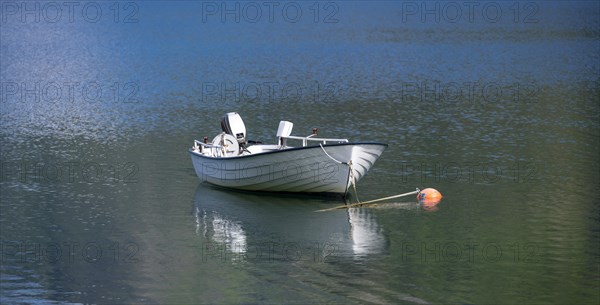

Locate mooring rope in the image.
[319,144,346,165]
[319,144,360,202]
[348,161,360,203]
[315,145,433,212]
[315,188,421,212]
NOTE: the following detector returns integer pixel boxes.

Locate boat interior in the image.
[192,112,349,158]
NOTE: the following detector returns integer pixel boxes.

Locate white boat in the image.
[189,112,387,196]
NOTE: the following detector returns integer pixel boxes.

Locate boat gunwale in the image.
[188,142,388,160]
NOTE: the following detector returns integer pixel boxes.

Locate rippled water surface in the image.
[1,1,599,304]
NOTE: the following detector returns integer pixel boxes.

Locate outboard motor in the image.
[220,112,247,146]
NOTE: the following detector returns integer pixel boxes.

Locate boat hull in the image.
[189,143,387,195]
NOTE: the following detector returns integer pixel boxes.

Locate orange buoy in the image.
[417,188,443,203]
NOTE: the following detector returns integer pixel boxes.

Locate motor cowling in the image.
[221,112,246,146]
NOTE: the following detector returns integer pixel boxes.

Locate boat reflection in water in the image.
[195,207,248,261]
[192,185,438,264]
[191,185,394,262]
[347,208,386,257]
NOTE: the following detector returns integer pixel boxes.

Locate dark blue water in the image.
[1,1,599,304]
